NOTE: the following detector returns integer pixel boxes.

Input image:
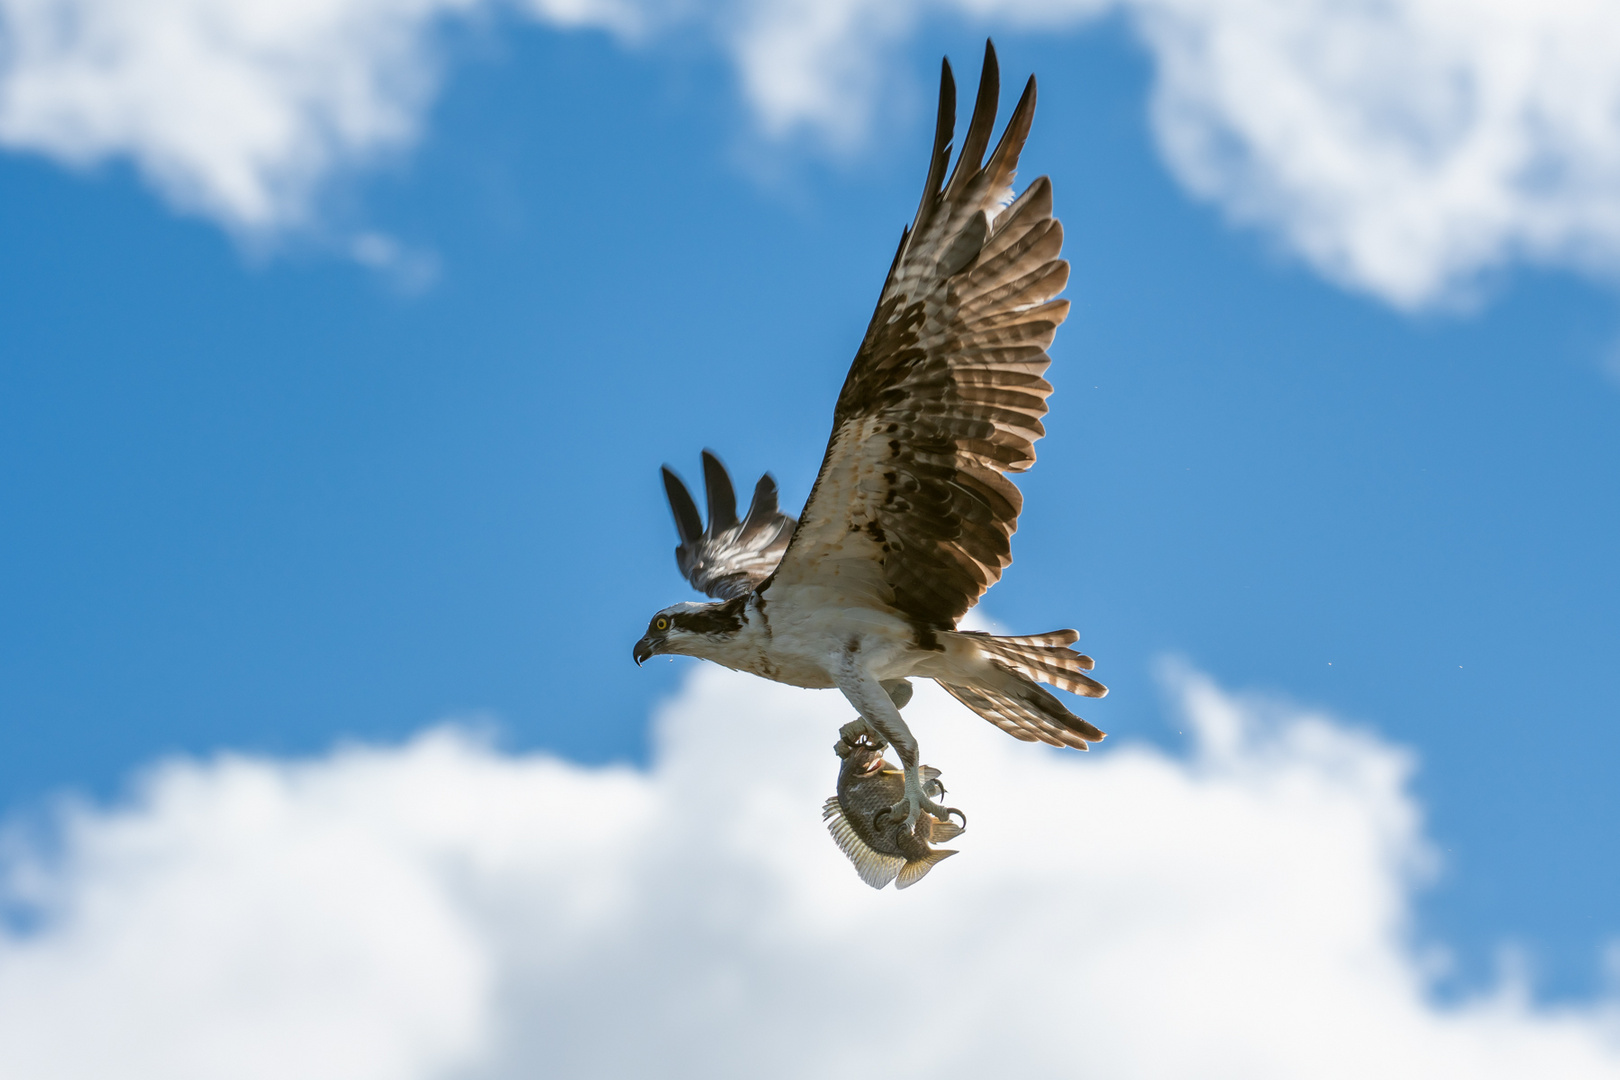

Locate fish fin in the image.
[928,817,965,843]
[896,848,958,890]
[921,765,943,781]
[824,799,903,889]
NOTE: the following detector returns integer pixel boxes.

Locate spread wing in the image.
[663,450,796,600]
[764,41,1067,627]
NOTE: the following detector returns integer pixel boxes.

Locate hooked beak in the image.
[633,637,656,666]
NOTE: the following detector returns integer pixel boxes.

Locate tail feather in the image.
[940,680,1102,749]
[939,682,1043,743]
[941,628,1107,749]
[973,629,1078,648]
[972,633,1107,698]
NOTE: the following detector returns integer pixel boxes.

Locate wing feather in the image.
[764,40,1071,626]
[663,451,796,600]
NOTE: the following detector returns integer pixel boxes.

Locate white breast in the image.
[694,591,924,690]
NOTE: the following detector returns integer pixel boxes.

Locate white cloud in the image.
[723,0,1102,145]
[1136,0,1620,307]
[2,665,1618,1079]
[727,0,1620,308]
[0,0,637,237]
[6,0,1620,306]
[350,228,440,290]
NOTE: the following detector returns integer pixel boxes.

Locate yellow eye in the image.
[655,617,669,631]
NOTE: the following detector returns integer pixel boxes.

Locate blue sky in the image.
[3,2,1620,1069]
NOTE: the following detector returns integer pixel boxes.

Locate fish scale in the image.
[823,732,962,890]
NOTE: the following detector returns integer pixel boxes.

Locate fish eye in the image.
[655,617,669,631]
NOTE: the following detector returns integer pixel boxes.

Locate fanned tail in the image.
[961,628,1107,696]
[942,629,1107,749]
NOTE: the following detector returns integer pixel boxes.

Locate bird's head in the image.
[633,598,746,665]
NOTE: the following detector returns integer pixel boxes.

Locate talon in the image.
[940,806,967,831]
[876,796,921,832]
[838,718,889,753]
[901,800,923,832]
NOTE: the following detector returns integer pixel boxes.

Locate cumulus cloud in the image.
[722,0,1096,145]
[0,0,637,237]
[729,0,1620,308]
[1137,0,1620,307]
[6,0,1620,305]
[2,665,1617,1079]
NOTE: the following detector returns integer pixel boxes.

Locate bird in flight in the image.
[634,40,1106,836]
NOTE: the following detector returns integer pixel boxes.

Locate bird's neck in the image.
[680,598,768,669]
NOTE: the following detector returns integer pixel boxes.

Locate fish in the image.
[823,726,965,889]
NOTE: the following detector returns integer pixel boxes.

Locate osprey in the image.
[634,41,1106,832]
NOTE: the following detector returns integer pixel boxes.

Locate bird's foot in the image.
[834,718,889,757]
[876,764,962,833]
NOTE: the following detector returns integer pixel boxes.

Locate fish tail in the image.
[896,847,957,889]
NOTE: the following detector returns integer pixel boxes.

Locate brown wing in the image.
[764,41,1068,627]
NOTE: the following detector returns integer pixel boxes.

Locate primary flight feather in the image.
[636,40,1106,842]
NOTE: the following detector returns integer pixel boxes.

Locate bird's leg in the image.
[834,661,957,831]
[834,681,911,755]
[878,764,959,833]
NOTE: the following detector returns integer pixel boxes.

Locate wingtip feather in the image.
[742,473,781,533]
[662,466,703,546]
[944,39,1001,200]
[700,449,739,532]
[984,73,1037,185]
[912,56,958,236]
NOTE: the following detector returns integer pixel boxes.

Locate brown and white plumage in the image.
[635,41,1105,842]
[767,43,1068,628]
